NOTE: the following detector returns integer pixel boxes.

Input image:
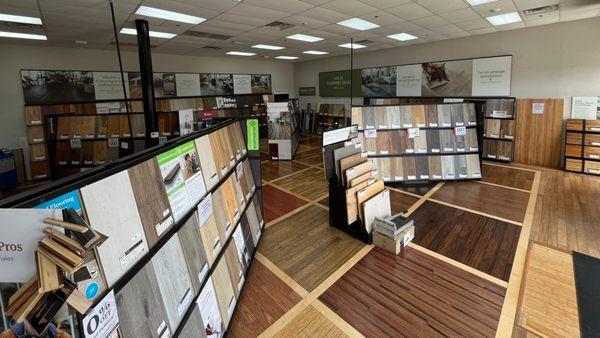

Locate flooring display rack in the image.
[1,117,265,338]
[267,99,301,160]
[564,119,600,175]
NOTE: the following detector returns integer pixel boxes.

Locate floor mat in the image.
[573,251,600,337]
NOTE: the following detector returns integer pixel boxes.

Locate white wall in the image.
[0,43,294,150]
[294,16,600,117]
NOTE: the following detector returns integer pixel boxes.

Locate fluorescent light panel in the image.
[486,12,522,26]
[135,5,205,24]
[387,33,417,41]
[252,44,285,50]
[0,13,42,25]
[286,34,323,42]
[0,31,46,40]
[303,50,329,55]
[275,56,298,60]
[120,28,176,39]
[227,51,256,56]
[337,18,379,31]
[338,43,366,49]
[466,0,499,6]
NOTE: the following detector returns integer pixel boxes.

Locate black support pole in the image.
[135,19,158,146]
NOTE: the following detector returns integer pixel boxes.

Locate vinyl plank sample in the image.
[415,156,430,180]
[486,98,514,117]
[413,132,428,154]
[485,119,501,138]
[211,189,233,248]
[425,105,438,127]
[402,156,417,181]
[428,155,443,180]
[463,103,477,125]
[466,154,482,178]
[346,179,371,224]
[357,179,385,222]
[454,154,468,178]
[80,171,149,287]
[441,155,456,179]
[209,130,229,178]
[92,141,107,165]
[362,189,391,233]
[371,158,389,181]
[376,131,392,154]
[374,106,389,128]
[466,128,479,151]
[224,241,245,297]
[436,104,452,127]
[128,158,175,248]
[195,135,219,190]
[116,262,171,338]
[412,105,426,127]
[345,161,373,186]
[95,116,108,138]
[497,141,514,161]
[389,157,403,181]
[333,145,361,181]
[362,107,376,129]
[177,215,210,294]
[178,306,207,338]
[246,201,262,244]
[455,134,466,152]
[198,198,223,266]
[398,106,413,127]
[450,104,465,126]
[386,106,401,128]
[426,130,441,153]
[440,130,456,153]
[220,177,241,224]
[263,185,307,223]
[212,257,237,327]
[319,246,506,337]
[81,141,94,165]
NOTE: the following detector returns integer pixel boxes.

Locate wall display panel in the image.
[564,119,600,176]
[515,99,563,168]
[178,215,210,294]
[80,171,149,287]
[128,158,175,248]
[196,277,224,338]
[212,258,237,328]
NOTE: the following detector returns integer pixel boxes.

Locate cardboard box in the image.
[372,231,402,255]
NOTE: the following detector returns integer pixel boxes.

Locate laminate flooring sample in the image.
[345,161,373,187]
[240,214,255,256]
[81,141,94,165]
[425,105,438,127]
[333,145,361,181]
[386,106,400,128]
[209,130,229,178]
[251,197,264,229]
[437,105,452,127]
[224,241,244,297]
[497,141,513,160]
[70,116,83,138]
[129,114,146,137]
[346,179,371,224]
[323,142,344,180]
[412,105,426,127]
[351,107,363,128]
[362,189,391,233]
[399,106,413,127]
[95,116,108,138]
[485,119,501,137]
[361,134,376,155]
[375,106,388,128]
[178,306,207,338]
[80,171,149,287]
[389,130,403,154]
[212,257,237,328]
[455,134,466,152]
[218,128,236,169]
[198,198,223,266]
[486,98,514,117]
[230,175,246,211]
[151,235,194,329]
[484,140,498,159]
[210,189,232,248]
[119,115,131,137]
[425,129,441,153]
[55,142,69,165]
[375,131,391,154]
[440,130,456,153]
[500,120,515,139]
[107,115,120,137]
[196,277,225,338]
[371,158,389,181]
[116,263,171,338]
[454,154,468,178]
[413,133,428,153]
[128,158,175,248]
[82,116,96,138]
[222,177,241,224]
[415,156,430,180]
[93,141,107,165]
[390,157,404,181]
[195,135,219,190]
[246,202,262,244]
[357,179,385,222]
[466,154,482,178]
[450,104,465,126]
[441,155,456,179]
[428,156,443,179]
[340,153,368,181]
[178,215,210,294]
[242,160,256,196]
[362,109,376,129]
[466,128,479,151]
[402,156,417,180]
[463,104,477,125]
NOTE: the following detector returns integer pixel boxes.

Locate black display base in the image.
[328,177,372,244]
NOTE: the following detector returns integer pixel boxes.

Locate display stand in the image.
[564,119,600,175]
[266,99,301,160]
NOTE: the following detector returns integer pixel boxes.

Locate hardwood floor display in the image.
[107,115,120,138]
[426,129,440,153]
[278,304,346,337]
[211,189,234,247]
[272,167,328,201]
[80,171,149,286]
[399,105,413,127]
[95,116,108,138]
[411,201,521,281]
[261,161,309,182]
[263,184,307,223]
[259,205,365,291]
[567,119,584,131]
[371,158,389,181]
[454,154,468,178]
[116,263,171,338]
[484,139,498,159]
[92,141,107,165]
[413,132,428,154]
[28,125,46,143]
[437,104,453,127]
[375,130,391,154]
[224,241,244,297]
[362,107,376,129]
[389,157,403,181]
[466,128,479,151]
[485,119,501,138]
[212,257,237,327]
[482,163,534,190]
[566,132,582,145]
[128,158,174,248]
[345,161,373,186]
[362,189,391,233]
[451,104,465,126]
[455,133,466,152]
[466,154,481,178]
[428,155,443,179]
[209,129,229,178]
[439,130,456,153]
[333,145,361,182]
[357,179,385,222]
[151,235,193,329]
[415,156,430,179]
[485,98,514,117]
[195,135,219,190]
[518,243,579,338]
[178,306,206,338]
[402,156,417,180]
[412,105,426,127]
[346,178,371,224]
[375,106,388,128]
[500,119,515,139]
[339,153,368,182]
[177,215,210,294]
[433,180,529,222]
[129,114,146,137]
[30,143,47,162]
[497,141,514,161]
[389,189,419,214]
[425,104,438,127]
[319,247,505,337]
[515,99,563,168]
[441,155,456,179]
[386,106,401,128]
[119,115,131,137]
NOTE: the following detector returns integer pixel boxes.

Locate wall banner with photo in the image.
[20,69,272,105]
[318,55,511,98]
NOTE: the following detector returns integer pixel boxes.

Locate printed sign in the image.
[396,64,422,96]
[299,87,316,96]
[82,291,120,338]
[572,97,599,120]
[233,74,251,95]
[247,119,259,151]
[471,56,512,96]
[532,102,545,114]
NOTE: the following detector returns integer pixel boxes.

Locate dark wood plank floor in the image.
[263,184,307,223]
[261,160,310,182]
[227,260,303,337]
[319,247,506,338]
[259,205,365,291]
[389,189,420,214]
[482,163,535,191]
[431,181,530,223]
[386,181,439,196]
[411,201,521,281]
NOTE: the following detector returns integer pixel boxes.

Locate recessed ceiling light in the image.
[0,31,47,40]
[74,40,87,45]
[336,18,380,31]
[0,13,42,25]
[275,56,299,60]
[387,33,418,41]
[120,28,176,39]
[252,44,285,50]
[338,43,366,49]
[135,5,205,24]
[303,50,329,55]
[486,12,522,25]
[466,0,499,5]
[226,51,256,56]
[286,34,323,42]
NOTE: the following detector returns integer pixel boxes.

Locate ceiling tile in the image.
[495,21,526,30]
[430,23,463,34]
[444,30,471,38]
[416,0,469,14]
[439,8,482,23]
[140,0,221,19]
[560,8,600,22]
[512,0,559,11]
[321,0,380,17]
[359,10,405,26]
[242,0,314,14]
[170,0,239,12]
[356,0,412,10]
[471,0,518,17]
[320,23,357,34]
[468,26,497,35]
[384,20,424,32]
[226,3,289,20]
[411,15,451,28]
[284,15,329,28]
[455,18,492,30]
[213,13,273,26]
[386,2,434,20]
[297,6,351,23]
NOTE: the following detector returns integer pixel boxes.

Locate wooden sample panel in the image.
[259,205,364,291]
[514,99,564,168]
[177,215,209,294]
[411,201,521,281]
[80,171,149,287]
[263,185,307,223]
[518,243,580,338]
[362,189,391,233]
[212,257,237,327]
[178,306,206,338]
[227,260,303,337]
[210,189,232,252]
[224,241,244,297]
[319,246,506,337]
[271,167,328,201]
[195,135,219,190]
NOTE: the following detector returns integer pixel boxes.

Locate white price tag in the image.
[405,149,414,154]
[120,142,129,149]
[151,131,159,138]
[70,138,81,149]
[108,138,119,148]
[378,124,388,129]
[429,123,438,127]
[431,148,440,153]
[407,175,416,180]
[454,126,467,136]
[394,176,403,181]
[380,150,389,155]
[403,123,413,128]
[364,129,377,139]
[391,124,401,129]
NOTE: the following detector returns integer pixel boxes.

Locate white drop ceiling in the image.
[0,0,599,61]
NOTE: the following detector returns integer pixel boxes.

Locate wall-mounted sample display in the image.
[198,195,224,266]
[483,98,516,162]
[564,119,600,176]
[267,100,301,160]
[515,99,563,168]
[224,240,245,297]
[178,306,207,338]
[80,171,149,287]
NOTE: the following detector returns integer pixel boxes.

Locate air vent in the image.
[522,4,559,15]
[202,46,222,50]
[355,39,373,44]
[264,21,294,30]
[183,30,232,40]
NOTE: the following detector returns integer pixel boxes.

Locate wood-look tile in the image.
[178,306,206,338]
[431,181,529,223]
[212,257,237,328]
[261,160,309,181]
[482,163,534,191]
[411,201,521,281]
[227,260,303,337]
[263,184,307,223]
[271,167,328,201]
[319,196,329,207]
[319,246,505,337]
[259,205,364,291]
[388,189,419,214]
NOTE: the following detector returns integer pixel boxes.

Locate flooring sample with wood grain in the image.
[437,104,452,127]
[346,178,372,224]
[356,180,385,222]
[466,154,482,178]
[128,158,175,248]
[450,104,465,126]
[116,262,171,338]
[333,145,362,182]
[319,246,506,337]
[466,128,479,151]
[386,106,400,128]
[428,155,443,179]
[212,257,237,328]
[441,155,456,179]
[402,156,417,181]
[515,99,563,168]
[362,189,391,233]
[93,141,107,165]
[261,160,309,182]
[485,119,501,138]
[195,135,219,190]
[178,306,207,338]
[210,189,233,249]
[411,201,521,281]
[454,154,468,178]
[413,132,428,154]
[481,163,534,191]
[439,130,456,153]
[485,98,514,117]
[425,105,438,127]
[177,215,210,294]
[227,260,303,337]
[415,156,430,180]
[259,205,364,291]
[80,171,149,287]
[412,105,426,127]
[426,129,441,153]
[263,185,307,223]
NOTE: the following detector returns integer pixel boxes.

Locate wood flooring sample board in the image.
[195,135,219,190]
[80,171,149,287]
[178,216,210,294]
[197,196,224,266]
[212,258,237,328]
[196,277,224,337]
[362,189,391,233]
[357,179,385,222]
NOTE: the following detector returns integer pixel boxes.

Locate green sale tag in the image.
[247,119,259,151]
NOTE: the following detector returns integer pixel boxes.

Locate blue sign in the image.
[35,190,82,213]
[85,282,99,300]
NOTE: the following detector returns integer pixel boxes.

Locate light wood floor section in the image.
[517,243,579,338]
[276,305,348,338]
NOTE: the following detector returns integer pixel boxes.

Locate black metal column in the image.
[135,19,158,146]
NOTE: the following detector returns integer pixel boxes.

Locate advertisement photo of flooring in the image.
[226,134,599,338]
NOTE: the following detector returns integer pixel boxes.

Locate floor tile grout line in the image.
[475,180,532,193]
[265,202,318,229]
[312,299,365,338]
[265,182,316,203]
[427,198,524,227]
[408,243,509,288]
[255,252,310,298]
[495,169,542,337]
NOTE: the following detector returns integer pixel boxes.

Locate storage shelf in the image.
[484,116,515,120]
[483,136,514,142]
